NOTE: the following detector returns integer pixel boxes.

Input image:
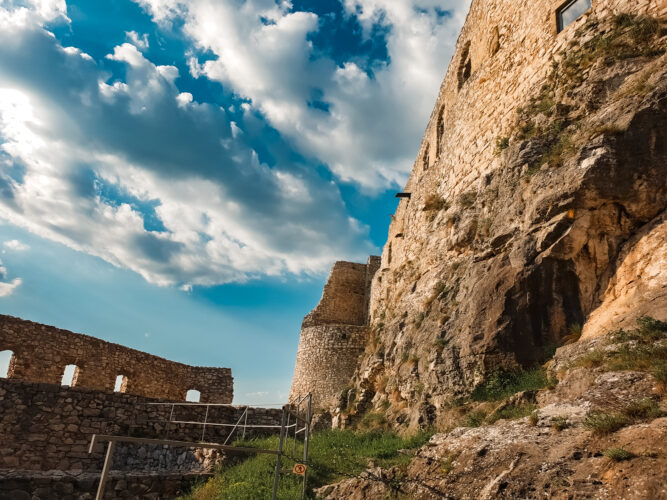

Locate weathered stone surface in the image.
[0,315,233,403]
[291,0,667,427]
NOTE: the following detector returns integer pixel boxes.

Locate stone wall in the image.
[290,257,379,408]
[0,315,233,403]
[0,379,282,474]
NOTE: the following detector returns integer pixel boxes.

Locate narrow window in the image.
[557,0,591,32]
[0,350,15,378]
[114,374,128,393]
[186,389,201,402]
[457,42,472,89]
[61,364,80,387]
[436,107,445,157]
[422,143,430,171]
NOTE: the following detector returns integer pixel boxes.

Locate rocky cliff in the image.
[329,7,667,430]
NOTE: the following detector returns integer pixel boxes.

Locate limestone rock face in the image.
[335,4,667,427]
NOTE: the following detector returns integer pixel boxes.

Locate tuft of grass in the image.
[495,136,510,154]
[458,191,476,208]
[461,410,488,428]
[470,367,552,402]
[182,429,433,499]
[359,411,388,431]
[622,398,663,419]
[584,410,630,435]
[487,403,537,424]
[604,447,635,462]
[550,416,569,432]
[440,452,459,475]
[423,194,450,212]
[529,411,539,426]
[414,313,425,329]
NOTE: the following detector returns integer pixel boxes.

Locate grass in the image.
[584,411,630,435]
[550,416,569,432]
[182,429,433,499]
[570,317,667,375]
[470,367,552,402]
[461,409,487,427]
[486,403,537,424]
[423,194,450,212]
[359,411,388,431]
[495,136,509,154]
[604,447,635,462]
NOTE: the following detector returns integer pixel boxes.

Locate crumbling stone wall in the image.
[0,315,233,403]
[290,257,379,408]
[0,378,282,473]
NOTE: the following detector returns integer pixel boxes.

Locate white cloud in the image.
[0,6,371,288]
[3,240,29,251]
[126,30,150,51]
[135,0,470,188]
[246,391,269,397]
[0,258,21,297]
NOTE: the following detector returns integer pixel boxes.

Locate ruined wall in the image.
[290,257,379,408]
[0,315,233,403]
[335,0,667,427]
[0,378,282,473]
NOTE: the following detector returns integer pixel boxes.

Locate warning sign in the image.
[293,463,307,475]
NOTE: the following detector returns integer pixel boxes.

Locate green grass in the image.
[550,416,569,432]
[584,411,630,435]
[181,429,433,499]
[461,409,487,427]
[486,403,537,424]
[604,447,635,462]
[470,367,552,402]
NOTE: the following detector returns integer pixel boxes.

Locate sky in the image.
[0,0,469,405]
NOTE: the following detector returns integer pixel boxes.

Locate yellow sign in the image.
[293,463,307,475]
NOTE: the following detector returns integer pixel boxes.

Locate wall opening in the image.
[0,350,14,378]
[436,107,445,157]
[114,374,128,393]
[61,364,80,387]
[422,143,430,171]
[186,389,201,402]
[556,0,591,32]
[457,41,472,89]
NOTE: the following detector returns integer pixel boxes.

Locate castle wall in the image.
[290,257,379,408]
[0,315,233,403]
[0,378,282,473]
[375,0,666,288]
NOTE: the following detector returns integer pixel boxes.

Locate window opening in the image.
[114,374,128,393]
[0,350,14,378]
[457,42,472,89]
[61,364,79,386]
[557,0,591,32]
[423,144,430,171]
[436,107,445,157]
[186,389,201,402]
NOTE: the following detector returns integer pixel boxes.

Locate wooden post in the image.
[95,440,115,500]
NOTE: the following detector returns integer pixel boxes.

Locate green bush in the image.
[461,410,487,427]
[584,411,630,434]
[470,367,551,402]
[604,447,635,462]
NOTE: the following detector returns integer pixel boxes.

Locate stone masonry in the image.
[290,256,380,408]
[0,315,233,403]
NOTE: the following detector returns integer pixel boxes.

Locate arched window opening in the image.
[436,108,445,157]
[186,389,201,402]
[114,374,128,393]
[457,42,472,89]
[0,350,15,378]
[61,364,80,387]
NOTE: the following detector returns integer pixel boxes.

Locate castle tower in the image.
[289,256,380,408]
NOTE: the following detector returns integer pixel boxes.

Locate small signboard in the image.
[293,463,307,475]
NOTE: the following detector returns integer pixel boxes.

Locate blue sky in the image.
[0,0,468,404]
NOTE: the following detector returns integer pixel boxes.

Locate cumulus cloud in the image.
[3,240,29,251]
[0,1,372,288]
[0,258,21,297]
[125,30,150,50]
[135,0,470,188]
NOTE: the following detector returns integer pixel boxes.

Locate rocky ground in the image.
[316,319,667,499]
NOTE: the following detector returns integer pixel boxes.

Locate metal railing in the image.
[88,393,312,500]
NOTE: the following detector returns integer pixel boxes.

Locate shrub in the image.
[470,367,551,402]
[529,411,539,426]
[623,398,663,419]
[495,136,509,154]
[487,403,537,424]
[461,410,487,427]
[423,194,450,212]
[584,410,630,434]
[550,416,569,431]
[604,447,635,462]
